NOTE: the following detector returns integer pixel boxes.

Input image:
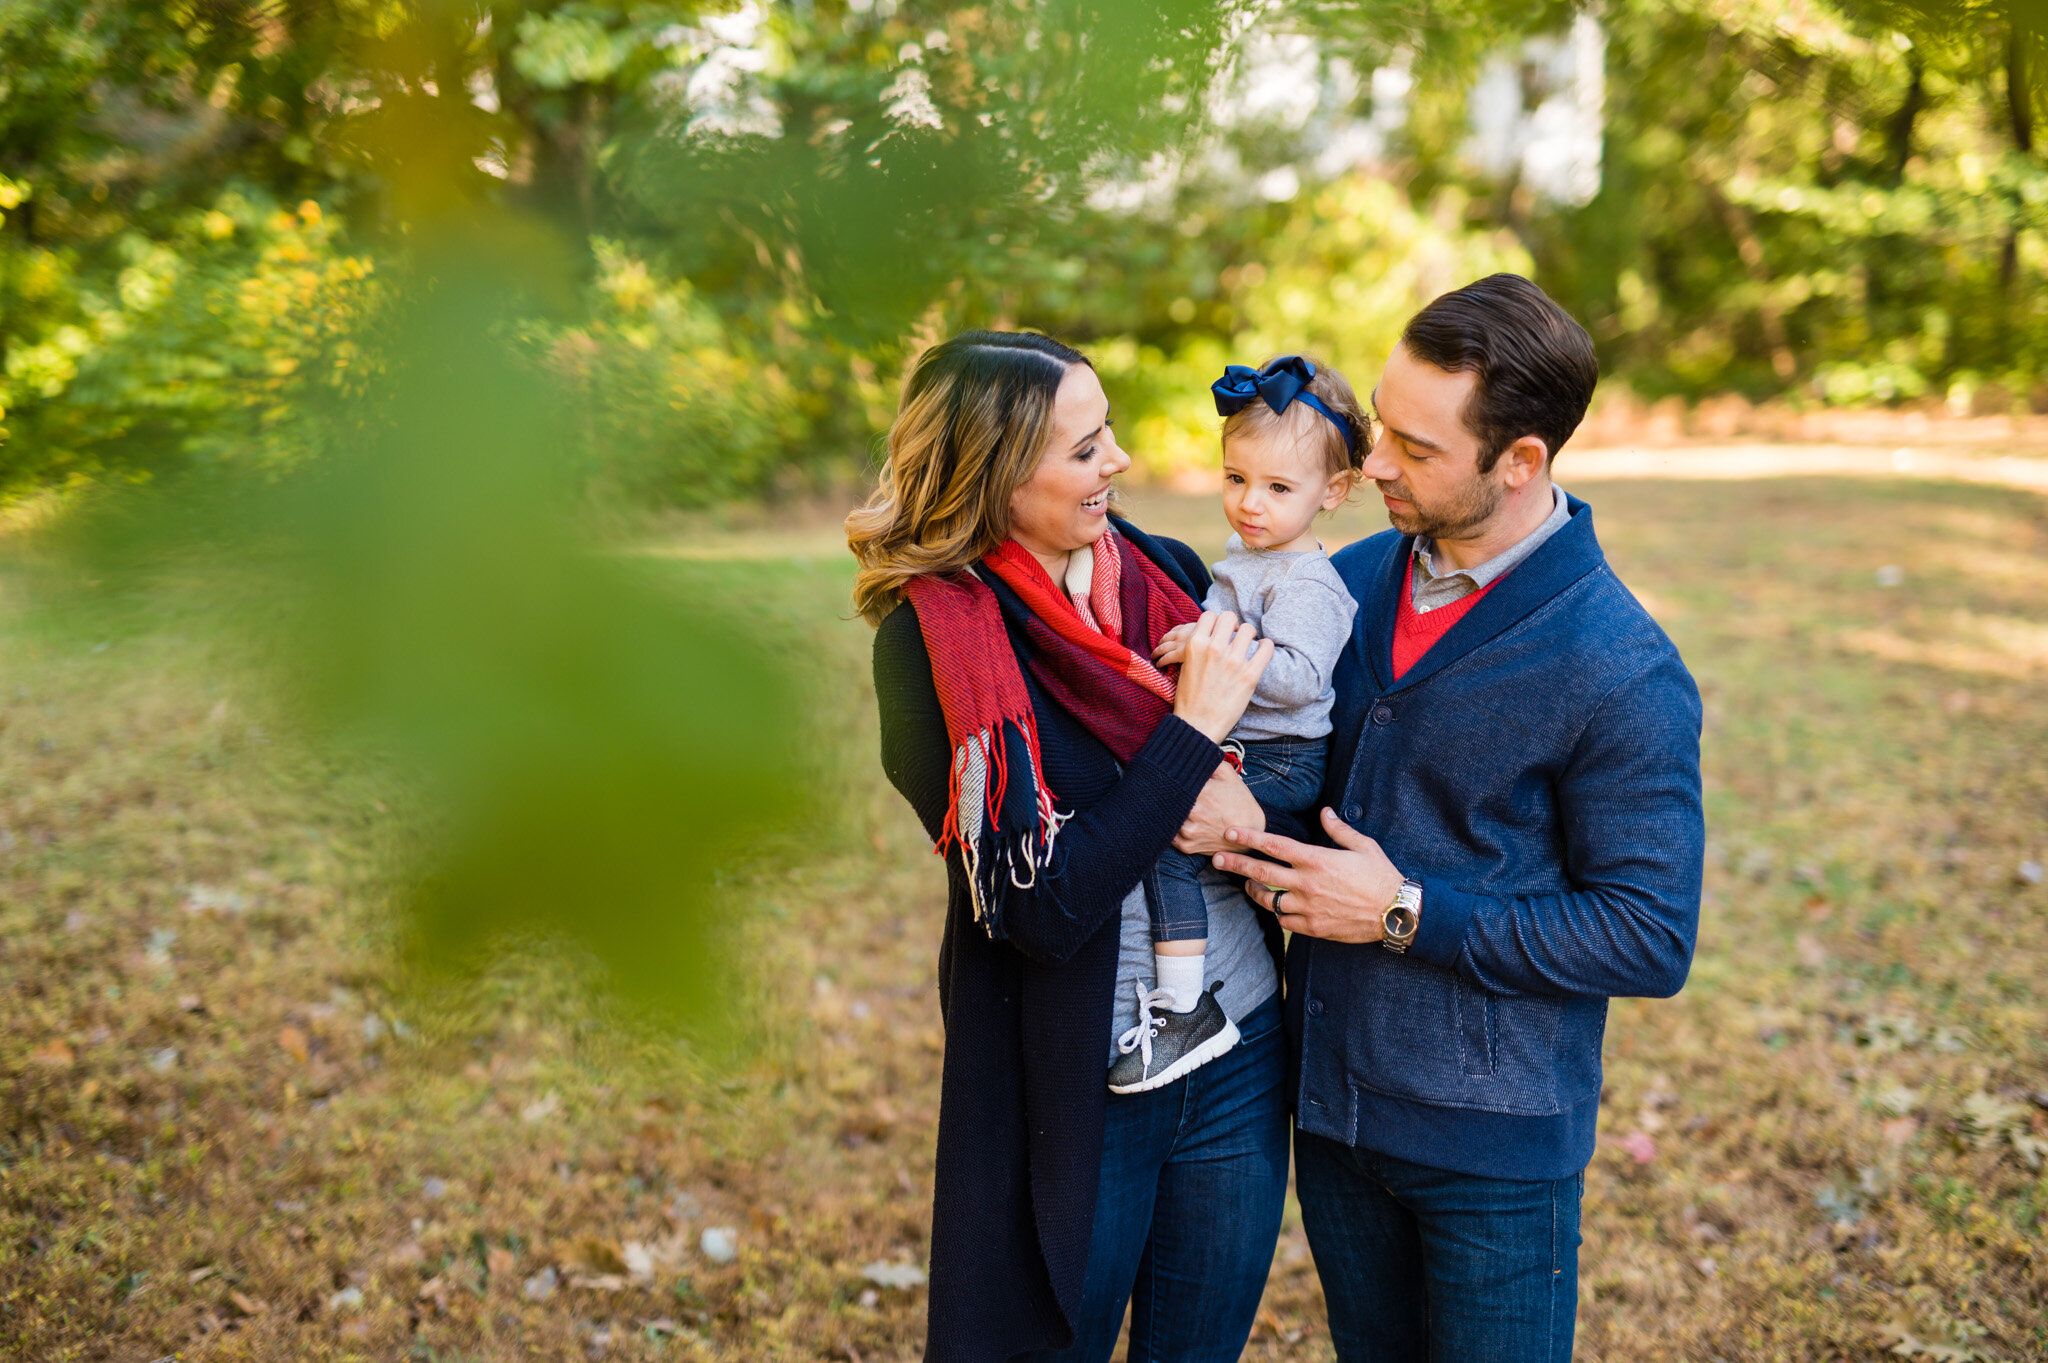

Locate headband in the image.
[1211,355,1358,454]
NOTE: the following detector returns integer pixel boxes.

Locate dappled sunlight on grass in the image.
[2,475,2045,1360]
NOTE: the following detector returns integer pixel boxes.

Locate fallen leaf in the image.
[277,1026,310,1065]
[1619,1130,1657,1164]
[184,885,251,916]
[228,1289,268,1317]
[522,1266,559,1301]
[575,1238,630,1276]
[521,1090,562,1124]
[567,1272,630,1293]
[699,1226,737,1265]
[30,1038,74,1068]
[860,1261,927,1289]
[486,1245,516,1278]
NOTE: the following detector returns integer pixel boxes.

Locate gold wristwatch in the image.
[1381,879,1423,953]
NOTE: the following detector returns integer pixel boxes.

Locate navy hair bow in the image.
[1211,355,1357,453]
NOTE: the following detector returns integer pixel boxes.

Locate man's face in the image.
[1360,344,1504,541]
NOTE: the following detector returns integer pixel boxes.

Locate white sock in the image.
[1154,951,1206,1013]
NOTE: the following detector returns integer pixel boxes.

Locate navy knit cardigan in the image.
[873,519,1285,1363]
[1290,495,1705,1181]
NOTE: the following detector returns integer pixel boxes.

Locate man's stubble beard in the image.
[1378,467,1507,541]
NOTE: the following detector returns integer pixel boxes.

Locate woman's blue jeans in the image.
[1018,992,1289,1363]
[1294,1129,1583,1362]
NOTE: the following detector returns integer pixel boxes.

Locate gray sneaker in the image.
[1107,980,1241,1094]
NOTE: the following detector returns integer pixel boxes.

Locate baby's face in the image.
[1221,428,1344,552]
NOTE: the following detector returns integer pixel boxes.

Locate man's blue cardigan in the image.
[1288,494,1705,1181]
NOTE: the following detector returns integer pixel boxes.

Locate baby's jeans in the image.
[1144,735,1327,944]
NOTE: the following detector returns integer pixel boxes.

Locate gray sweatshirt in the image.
[1205,534,1358,742]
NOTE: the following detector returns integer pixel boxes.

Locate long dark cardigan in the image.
[872,518,1286,1363]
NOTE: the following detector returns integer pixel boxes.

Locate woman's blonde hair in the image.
[848,331,1091,625]
[1222,354,1372,485]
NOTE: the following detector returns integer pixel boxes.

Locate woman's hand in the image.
[1171,610,1272,744]
[1150,622,1196,668]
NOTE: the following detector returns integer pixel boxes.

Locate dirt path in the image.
[1565,442,2048,492]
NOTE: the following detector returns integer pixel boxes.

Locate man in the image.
[1184,273,1705,1361]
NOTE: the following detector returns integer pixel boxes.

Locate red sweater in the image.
[1392,555,1500,679]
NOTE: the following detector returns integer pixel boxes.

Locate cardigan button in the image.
[1306,998,1325,1017]
[1371,703,1395,726]
[1343,803,1362,822]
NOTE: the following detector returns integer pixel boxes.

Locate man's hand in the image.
[1150,621,1197,668]
[1212,808,1406,944]
[1173,762,1263,855]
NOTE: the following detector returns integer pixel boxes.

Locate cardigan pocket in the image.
[1456,979,1497,1077]
[1332,949,1571,1117]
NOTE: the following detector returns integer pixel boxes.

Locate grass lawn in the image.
[2,473,2045,1361]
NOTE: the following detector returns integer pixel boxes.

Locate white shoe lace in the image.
[1116,984,1177,1076]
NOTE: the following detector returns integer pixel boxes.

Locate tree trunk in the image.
[1886,55,1924,184]
[2004,29,2033,292]
[1710,190,1797,380]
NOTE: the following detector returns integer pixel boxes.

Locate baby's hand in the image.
[1152,622,1197,667]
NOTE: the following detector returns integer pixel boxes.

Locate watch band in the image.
[1381,878,1423,954]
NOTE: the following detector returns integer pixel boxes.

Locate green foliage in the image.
[1,192,382,487]
[1,0,2043,500]
[531,240,821,505]
[1546,0,2048,404]
[1084,180,1532,471]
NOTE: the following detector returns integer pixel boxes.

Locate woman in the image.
[848,331,1290,1362]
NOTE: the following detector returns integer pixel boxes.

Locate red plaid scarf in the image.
[902,527,1199,935]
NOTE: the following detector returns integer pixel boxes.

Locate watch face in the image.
[1384,906,1418,940]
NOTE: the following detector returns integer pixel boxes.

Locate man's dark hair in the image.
[1400,273,1598,472]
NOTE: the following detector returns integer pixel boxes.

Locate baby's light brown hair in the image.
[1220,355,1372,487]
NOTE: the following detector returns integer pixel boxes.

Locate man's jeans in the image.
[1294,1129,1583,1363]
[1018,992,1289,1363]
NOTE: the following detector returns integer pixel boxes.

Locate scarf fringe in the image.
[906,530,1196,945]
[933,713,1064,939]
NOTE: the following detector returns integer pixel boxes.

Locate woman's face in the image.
[1007,364,1129,562]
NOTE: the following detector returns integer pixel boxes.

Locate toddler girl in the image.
[1108,354,1366,1094]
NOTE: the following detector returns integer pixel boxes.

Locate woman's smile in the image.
[1007,364,1129,573]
